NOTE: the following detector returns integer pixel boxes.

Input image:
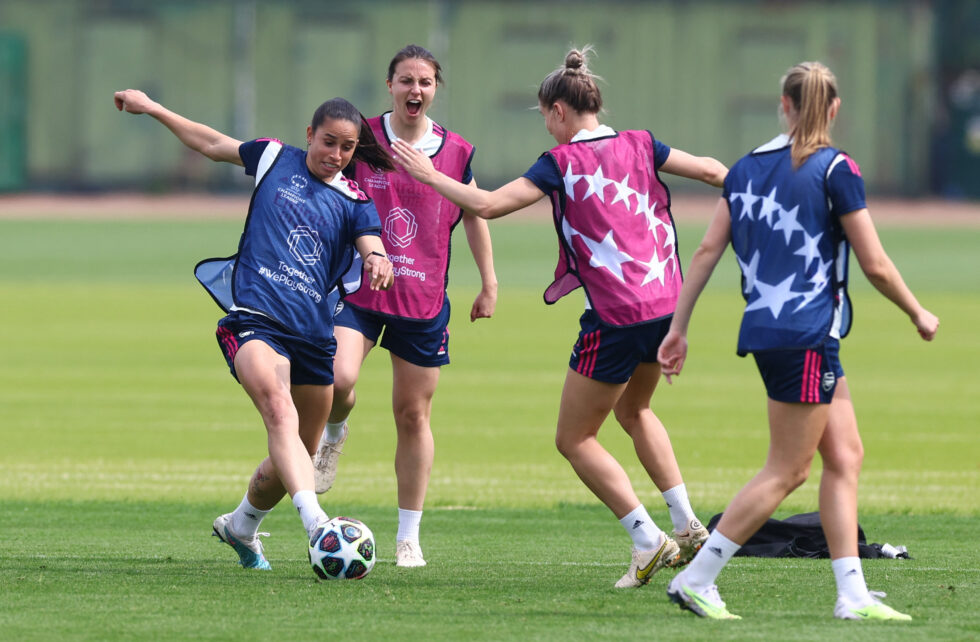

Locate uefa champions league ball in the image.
[308,516,376,580]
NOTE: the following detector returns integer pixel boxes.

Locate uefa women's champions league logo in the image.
[288,225,322,265]
[290,174,308,191]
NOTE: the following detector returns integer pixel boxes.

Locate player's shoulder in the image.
[826,150,863,179]
[333,175,371,202]
[240,137,285,157]
[430,119,473,151]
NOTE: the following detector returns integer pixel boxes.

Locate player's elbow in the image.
[702,158,728,188]
[473,204,495,220]
[859,255,893,287]
[693,239,725,263]
[202,144,228,163]
[473,200,507,220]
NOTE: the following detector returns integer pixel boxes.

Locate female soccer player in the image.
[657,62,939,620]
[114,88,394,571]
[391,47,726,587]
[312,44,497,568]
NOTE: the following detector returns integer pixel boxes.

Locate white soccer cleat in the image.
[313,422,348,494]
[834,592,912,621]
[212,513,271,570]
[667,572,741,619]
[395,539,427,568]
[671,518,710,567]
[614,535,680,588]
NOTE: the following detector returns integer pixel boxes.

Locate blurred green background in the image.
[0,0,978,196]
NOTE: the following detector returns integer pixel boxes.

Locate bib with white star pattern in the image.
[543,130,680,326]
[725,137,861,354]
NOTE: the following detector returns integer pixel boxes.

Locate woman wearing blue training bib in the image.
[114,89,394,574]
[657,62,939,621]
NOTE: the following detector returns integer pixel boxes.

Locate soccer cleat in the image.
[667,573,741,619]
[671,518,710,567]
[395,539,427,568]
[212,513,271,570]
[614,535,680,588]
[834,593,912,621]
[313,422,348,494]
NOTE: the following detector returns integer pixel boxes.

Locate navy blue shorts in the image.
[215,310,336,386]
[569,310,671,384]
[334,298,451,367]
[752,340,844,404]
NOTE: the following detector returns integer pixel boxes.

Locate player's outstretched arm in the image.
[840,208,939,341]
[659,148,728,188]
[114,89,243,166]
[391,139,545,219]
[659,197,732,381]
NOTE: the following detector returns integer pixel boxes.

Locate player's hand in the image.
[657,330,688,384]
[912,308,939,341]
[364,253,394,291]
[113,89,157,115]
[470,284,498,322]
[391,139,436,184]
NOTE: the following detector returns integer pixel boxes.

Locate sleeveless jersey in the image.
[196,139,381,343]
[724,135,859,354]
[542,130,681,326]
[345,115,475,320]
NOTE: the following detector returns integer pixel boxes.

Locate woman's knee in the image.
[554,432,575,459]
[764,460,813,493]
[823,442,864,477]
[555,428,595,460]
[332,365,358,399]
[394,403,431,435]
[612,405,642,434]
[254,392,296,431]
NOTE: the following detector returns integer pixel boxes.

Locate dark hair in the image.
[386,44,443,85]
[781,61,839,168]
[311,97,394,173]
[538,46,603,114]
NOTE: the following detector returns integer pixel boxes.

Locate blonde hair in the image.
[781,62,839,168]
[538,46,603,114]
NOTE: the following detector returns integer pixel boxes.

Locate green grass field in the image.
[0,214,977,640]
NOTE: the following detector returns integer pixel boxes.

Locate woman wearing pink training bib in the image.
[393,47,728,588]
[312,44,497,568]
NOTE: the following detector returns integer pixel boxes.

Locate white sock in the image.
[396,508,423,542]
[661,483,697,532]
[832,556,872,605]
[231,493,271,537]
[619,505,664,551]
[683,530,740,590]
[292,490,328,536]
[324,418,348,443]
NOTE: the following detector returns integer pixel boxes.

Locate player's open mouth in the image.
[406,100,422,116]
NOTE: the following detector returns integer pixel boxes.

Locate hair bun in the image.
[564,50,586,71]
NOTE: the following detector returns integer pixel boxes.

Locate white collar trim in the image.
[753,133,792,153]
[383,112,437,154]
[570,124,616,142]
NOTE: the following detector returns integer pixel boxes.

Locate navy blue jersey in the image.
[724,135,866,354]
[523,130,671,194]
[200,138,381,343]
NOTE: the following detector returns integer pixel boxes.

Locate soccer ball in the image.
[308,516,376,580]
